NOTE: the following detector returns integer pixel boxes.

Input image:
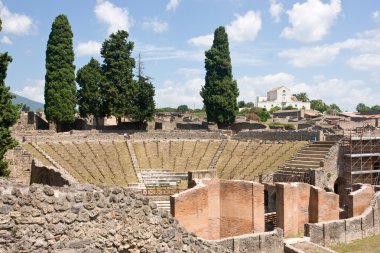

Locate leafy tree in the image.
[258,109,270,122]
[20,104,30,112]
[0,19,20,176]
[326,103,341,114]
[294,92,309,102]
[238,100,246,108]
[128,53,155,126]
[44,14,76,130]
[101,30,135,119]
[176,105,189,113]
[76,58,106,127]
[311,99,329,113]
[356,103,370,113]
[200,26,239,127]
[371,105,380,111]
[284,105,295,110]
[270,106,281,113]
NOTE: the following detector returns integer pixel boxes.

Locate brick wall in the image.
[276,182,339,237]
[171,179,265,240]
[347,184,375,218]
[4,146,33,185]
[307,192,380,247]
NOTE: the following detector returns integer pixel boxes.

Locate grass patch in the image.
[332,234,380,253]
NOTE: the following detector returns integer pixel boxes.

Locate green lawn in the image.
[332,234,380,253]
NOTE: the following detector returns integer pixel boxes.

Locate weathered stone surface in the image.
[362,208,374,238]
[0,179,230,253]
[323,220,345,247]
[307,223,324,246]
[345,217,362,243]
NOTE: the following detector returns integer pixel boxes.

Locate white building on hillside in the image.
[256,86,310,110]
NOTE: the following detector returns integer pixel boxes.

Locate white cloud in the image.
[75,40,102,56]
[15,79,45,103]
[188,10,262,46]
[278,45,340,67]
[347,54,380,71]
[0,1,36,35]
[279,28,380,69]
[75,41,102,57]
[137,43,204,62]
[281,0,341,42]
[166,0,181,12]
[187,34,213,47]
[142,19,168,33]
[269,0,284,23]
[372,11,380,22]
[226,11,262,42]
[156,78,204,108]
[237,72,296,102]
[0,35,12,45]
[94,0,133,34]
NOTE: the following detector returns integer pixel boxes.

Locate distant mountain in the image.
[12,94,44,112]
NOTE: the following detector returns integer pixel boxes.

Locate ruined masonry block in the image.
[259,229,283,253]
[345,217,362,243]
[323,220,345,247]
[307,223,324,246]
[234,234,260,253]
[362,208,374,238]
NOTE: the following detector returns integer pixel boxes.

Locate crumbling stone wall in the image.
[171,179,265,240]
[307,191,380,247]
[276,183,339,237]
[234,130,322,141]
[4,146,33,185]
[0,179,230,253]
[311,142,342,190]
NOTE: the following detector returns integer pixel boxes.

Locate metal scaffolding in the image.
[343,128,380,187]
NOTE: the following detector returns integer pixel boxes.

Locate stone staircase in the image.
[274,141,336,183]
[126,140,146,189]
[207,139,228,171]
[154,199,171,213]
[140,169,188,187]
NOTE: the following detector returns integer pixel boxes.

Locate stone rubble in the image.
[0,179,229,253]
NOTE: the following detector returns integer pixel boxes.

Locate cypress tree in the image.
[200,26,239,127]
[0,19,20,176]
[101,30,135,120]
[44,14,76,130]
[76,58,106,128]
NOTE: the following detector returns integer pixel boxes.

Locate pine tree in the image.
[101,30,135,119]
[129,54,155,126]
[76,58,106,127]
[0,19,20,176]
[200,26,239,127]
[44,14,76,131]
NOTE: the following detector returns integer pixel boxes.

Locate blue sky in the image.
[1,0,380,111]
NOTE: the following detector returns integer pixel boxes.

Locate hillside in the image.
[12,94,44,112]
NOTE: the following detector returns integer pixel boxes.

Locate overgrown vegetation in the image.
[267,122,296,130]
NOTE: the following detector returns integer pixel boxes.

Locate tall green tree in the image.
[294,92,309,102]
[44,14,76,130]
[200,26,239,127]
[129,54,155,125]
[0,19,20,176]
[311,99,329,113]
[76,58,106,127]
[356,103,370,113]
[101,30,135,119]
